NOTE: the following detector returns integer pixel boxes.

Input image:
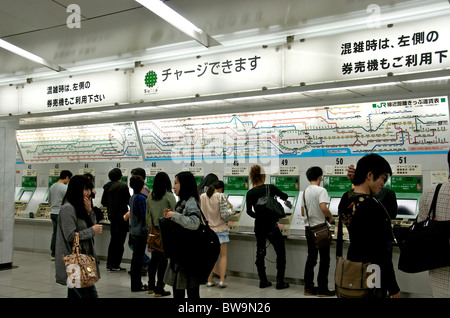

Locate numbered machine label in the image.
[324,165,349,176]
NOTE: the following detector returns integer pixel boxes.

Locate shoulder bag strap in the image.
[303,190,310,222]
[195,201,209,226]
[336,208,343,258]
[428,183,442,222]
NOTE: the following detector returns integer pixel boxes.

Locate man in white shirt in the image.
[301,166,334,297]
[48,170,72,260]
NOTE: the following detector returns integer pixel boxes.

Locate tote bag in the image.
[159,203,220,283]
[395,183,450,273]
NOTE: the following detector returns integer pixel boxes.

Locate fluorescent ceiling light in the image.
[135,0,220,48]
[401,76,450,84]
[0,39,64,72]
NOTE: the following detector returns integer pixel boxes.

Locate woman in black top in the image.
[246,165,290,289]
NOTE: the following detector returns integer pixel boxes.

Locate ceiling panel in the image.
[0,0,65,37]
[1,0,441,77]
[1,0,449,129]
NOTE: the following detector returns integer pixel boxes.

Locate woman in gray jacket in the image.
[55,175,103,298]
[163,171,202,299]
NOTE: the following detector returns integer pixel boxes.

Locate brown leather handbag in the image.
[63,232,99,288]
[147,219,163,252]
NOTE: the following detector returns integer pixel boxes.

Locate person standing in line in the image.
[129,167,151,272]
[301,166,335,297]
[48,170,73,261]
[55,175,103,298]
[338,154,400,298]
[163,171,203,299]
[246,165,291,290]
[200,180,231,288]
[101,168,130,272]
[124,175,149,292]
[131,167,150,196]
[416,150,450,298]
[147,171,176,297]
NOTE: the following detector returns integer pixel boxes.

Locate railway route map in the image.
[17,122,142,163]
[137,96,449,162]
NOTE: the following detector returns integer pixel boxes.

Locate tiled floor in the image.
[0,250,313,299]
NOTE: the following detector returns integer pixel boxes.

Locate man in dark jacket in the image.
[101,168,130,271]
[338,154,400,298]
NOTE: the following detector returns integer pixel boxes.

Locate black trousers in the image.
[255,224,286,282]
[304,227,331,292]
[148,250,168,289]
[130,234,147,291]
[107,225,128,268]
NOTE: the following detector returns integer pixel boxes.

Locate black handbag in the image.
[256,185,286,219]
[159,202,220,283]
[395,183,450,273]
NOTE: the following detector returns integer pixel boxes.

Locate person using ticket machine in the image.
[48,170,73,261]
[302,166,335,297]
[246,165,291,290]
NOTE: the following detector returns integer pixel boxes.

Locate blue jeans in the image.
[67,285,98,298]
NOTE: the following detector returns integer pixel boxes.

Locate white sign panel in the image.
[19,71,129,115]
[129,47,282,102]
[0,85,19,116]
[285,16,450,84]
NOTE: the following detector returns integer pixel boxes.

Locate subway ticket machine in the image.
[15,169,38,217]
[223,167,249,232]
[270,166,300,236]
[387,164,423,227]
[34,169,61,218]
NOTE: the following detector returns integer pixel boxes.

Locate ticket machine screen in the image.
[19,190,33,202]
[328,197,341,216]
[227,195,244,212]
[276,196,295,214]
[396,199,417,219]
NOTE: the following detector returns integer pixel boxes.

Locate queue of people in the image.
[52,152,450,298]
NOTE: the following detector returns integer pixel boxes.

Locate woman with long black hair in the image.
[163,171,202,299]
[55,175,103,298]
[146,171,176,297]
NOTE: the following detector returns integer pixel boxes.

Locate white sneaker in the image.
[207,282,217,287]
[218,281,227,288]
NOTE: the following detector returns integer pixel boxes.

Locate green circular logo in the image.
[145,71,157,87]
